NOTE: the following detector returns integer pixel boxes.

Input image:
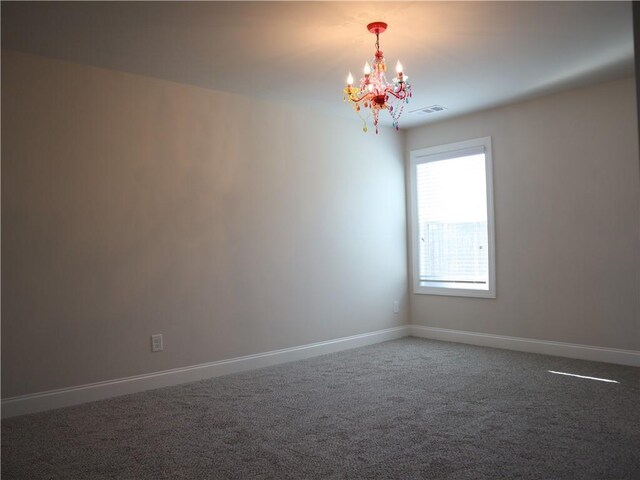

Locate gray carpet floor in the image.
[2,337,639,479]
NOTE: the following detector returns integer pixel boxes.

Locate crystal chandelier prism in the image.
[343,22,412,134]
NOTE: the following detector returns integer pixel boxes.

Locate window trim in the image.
[409,136,496,298]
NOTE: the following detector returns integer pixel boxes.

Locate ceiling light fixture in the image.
[343,22,412,134]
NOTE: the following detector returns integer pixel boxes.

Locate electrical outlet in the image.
[393,300,400,314]
[151,334,163,352]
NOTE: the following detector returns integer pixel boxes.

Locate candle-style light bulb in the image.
[347,72,354,86]
[364,62,371,75]
[396,60,403,74]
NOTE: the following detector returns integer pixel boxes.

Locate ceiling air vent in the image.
[411,105,447,116]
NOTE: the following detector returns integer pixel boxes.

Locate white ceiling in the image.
[2,1,635,129]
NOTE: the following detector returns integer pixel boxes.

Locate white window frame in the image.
[409,136,496,298]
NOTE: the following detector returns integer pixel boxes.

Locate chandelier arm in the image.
[386,89,409,100]
[350,92,374,104]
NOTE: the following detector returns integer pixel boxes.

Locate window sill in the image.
[414,282,496,298]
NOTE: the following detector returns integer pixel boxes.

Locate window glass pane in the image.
[416,153,488,285]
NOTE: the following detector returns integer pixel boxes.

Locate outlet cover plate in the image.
[151,334,164,352]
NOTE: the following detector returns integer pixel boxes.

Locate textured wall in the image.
[406,77,640,351]
[1,51,408,398]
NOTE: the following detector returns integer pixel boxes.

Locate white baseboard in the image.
[1,326,409,419]
[5,324,637,418]
[408,325,640,367]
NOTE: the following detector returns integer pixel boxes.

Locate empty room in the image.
[2,1,639,479]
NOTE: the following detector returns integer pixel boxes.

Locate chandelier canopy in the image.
[343,22,412,134]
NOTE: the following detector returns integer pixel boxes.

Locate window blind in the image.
[416,152,489,284]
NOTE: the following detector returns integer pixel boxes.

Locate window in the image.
[409,137,495,297]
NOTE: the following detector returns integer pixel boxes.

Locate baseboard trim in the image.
[5,324,636,418]
[408,325,640,367]
[1,326,409,418]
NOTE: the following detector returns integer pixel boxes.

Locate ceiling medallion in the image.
[343,22,412,134]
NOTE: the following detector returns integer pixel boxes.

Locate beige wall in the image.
[3,50,638,400]
[406,77,640,351]
[1,51,408,398]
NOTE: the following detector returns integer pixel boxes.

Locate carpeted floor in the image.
[2,337,639,479]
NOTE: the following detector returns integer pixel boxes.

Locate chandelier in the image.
[343,22,412,134]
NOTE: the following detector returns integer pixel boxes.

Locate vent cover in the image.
[411,105,447,115]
